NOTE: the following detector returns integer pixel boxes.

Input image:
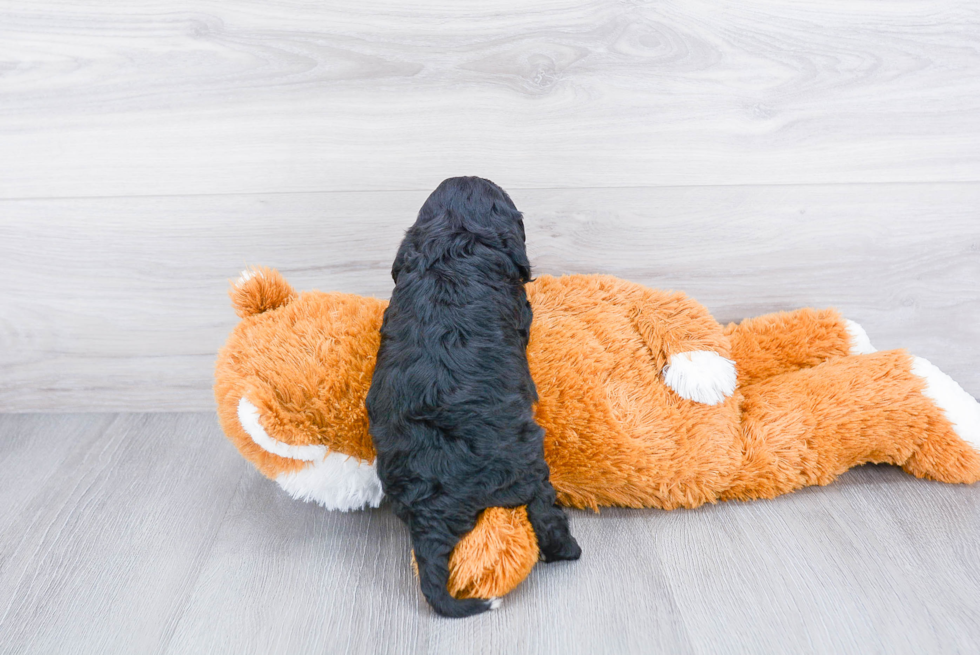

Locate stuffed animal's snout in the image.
[235,396,384,512]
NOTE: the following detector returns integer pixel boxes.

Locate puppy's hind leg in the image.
[411,526,497,618]
[525,484,581,563]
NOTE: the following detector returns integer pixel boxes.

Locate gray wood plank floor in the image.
[2,412,979,655]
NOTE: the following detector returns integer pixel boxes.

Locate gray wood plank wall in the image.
[2,1,979,411]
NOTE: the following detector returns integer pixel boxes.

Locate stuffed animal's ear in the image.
[230,267,297,318]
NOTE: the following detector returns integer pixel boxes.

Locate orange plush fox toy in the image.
[215,267,980,603]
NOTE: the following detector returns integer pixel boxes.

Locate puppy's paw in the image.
[662,350,737,405]
[540,536,582,563]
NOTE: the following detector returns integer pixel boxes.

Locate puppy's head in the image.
[393,176,530,283]
[215,267,386,511]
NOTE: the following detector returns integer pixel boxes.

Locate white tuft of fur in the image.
[489,598,502,610]
[845,319,877,355]
[662,351,737,405]
[236,267,262,286]
[238,398,328,461]
[275,453,385,512]
[911,357,980,454]
[238,396,385,511]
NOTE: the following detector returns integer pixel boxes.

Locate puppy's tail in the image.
[229,266,297,318]
[414,542,498,618]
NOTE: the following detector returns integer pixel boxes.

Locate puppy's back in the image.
[378,177,535,419]
[367,177,551,618]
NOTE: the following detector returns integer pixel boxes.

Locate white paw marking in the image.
[489,598,502,610]
[238,397,384,511]
[845,319,877,355]
[662,351,737,405]
[911,357,980,454]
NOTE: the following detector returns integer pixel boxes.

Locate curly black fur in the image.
[366,177,581,618]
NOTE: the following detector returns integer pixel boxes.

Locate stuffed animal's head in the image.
[215,269,542,599]
[214,267,387,511]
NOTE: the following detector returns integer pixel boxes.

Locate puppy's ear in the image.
[391,233,413,283]
[507,240,531,283]
[502,216,531,283]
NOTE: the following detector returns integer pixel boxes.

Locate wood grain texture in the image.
[3,183,979,412]
[1,412,978,654]
[0,413,245,654]
[1,0,979,198]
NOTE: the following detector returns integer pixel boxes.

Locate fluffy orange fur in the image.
[447,507,539,599]
[215,269,980,601]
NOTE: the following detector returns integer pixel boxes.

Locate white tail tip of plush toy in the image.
[912,357,980,454]
[489,598,502,610]
[663,351,738,406]
[845,319,877,355]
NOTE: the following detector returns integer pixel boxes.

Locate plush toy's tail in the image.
[230,266,297,318]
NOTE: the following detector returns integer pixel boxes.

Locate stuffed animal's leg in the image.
[722,350,980,502]
[724,308,875,387]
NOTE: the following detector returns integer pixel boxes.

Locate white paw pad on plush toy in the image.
[662,350,738,405]
[845,319,877,355]
[912,357,980,452]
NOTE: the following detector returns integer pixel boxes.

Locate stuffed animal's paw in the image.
[845,319,877,355]
[912,357,980,454]
[662,351,737,405]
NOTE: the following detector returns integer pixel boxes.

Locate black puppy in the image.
[366,177,581,618]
